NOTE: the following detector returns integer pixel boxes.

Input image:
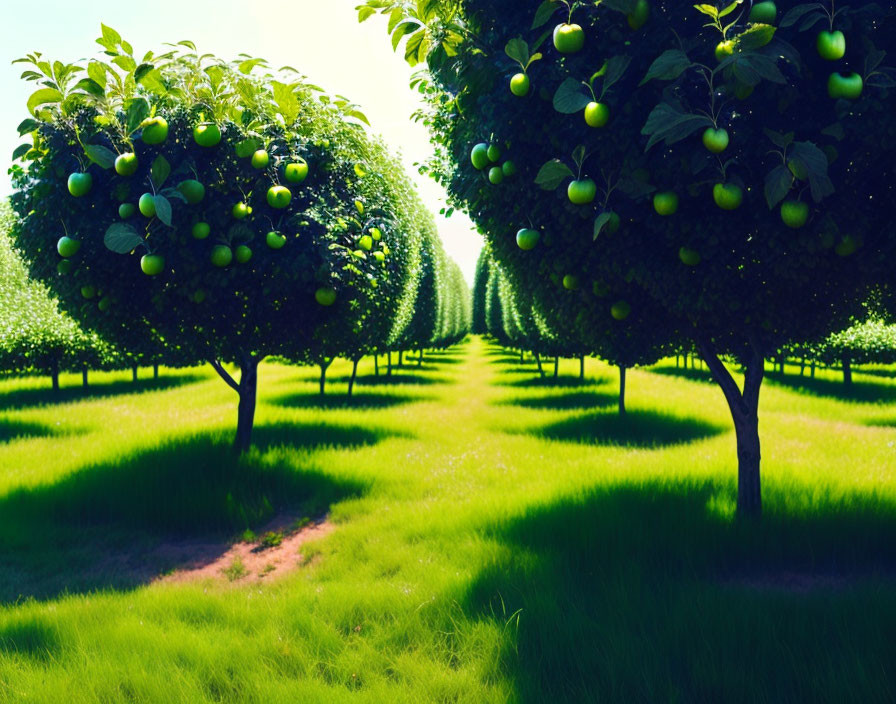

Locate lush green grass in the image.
[1,339,895,702]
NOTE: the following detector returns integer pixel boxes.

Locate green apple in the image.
[568,178,597,205]
[251,149,270,169]
[141,117,169,145]
[192,222,211,240]
[57,236,81,258]
[210,245,233,267]
[471,143,490,170]
[67,172,92,197]
[510,73,530,97]
[653,191,679,216]
[232,202,250,220]
[177,179,206,205]
[702,127,729,154]
[359,234,374,251]
[584,102,610,128]
[315,287,337,306]
[266,231,287,249]
[780,200,809,228]
[487,144,501,162]
[114,152,138,176]
[502,161,517,178]
[817,30,846,61]
[828,72,863,99]
[835,235,858,257]
[562,274,580,291]
[627,0,650,29]
[713,183,743,210]
[140,254,164,276]
[611,300,631,321]
[284,159,309,183]
[370,227,382,241]
[119,203,137,219]
[679,247,701,266]
[81,285,96,300]
[235,245,253,264]
[553,23,585,54]
[192,289,207,304]
[749,1,777,24]
[715,40,736,62]
[57,259,73,275]
[193,122,222,147]
[266,185,292,209]
[97,296,112,312]
[373,251,386,263]
[488,167,504,185]
[138,192,156,218]
[516,228,540,250]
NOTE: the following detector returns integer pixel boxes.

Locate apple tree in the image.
[365,0,896,515]
[10,26,435,453]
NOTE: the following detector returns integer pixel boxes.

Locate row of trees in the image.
[363,0,896,516]
[8,26,469,452]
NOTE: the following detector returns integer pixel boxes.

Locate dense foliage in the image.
[363,0,896,516]
[10,25,468,450]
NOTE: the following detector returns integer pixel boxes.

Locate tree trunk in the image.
[418,347,424,367]
[153,363,159,380]
[348,358,359,397]
[676,355,680,368]
[811,361,816,379]
[208,357,261,456]
[698,338,764,518]
[520,348,524,364]
[554,357,559,379]
[387,352,392,377]
[535,352,545,378]
[779,357,785,374]
[82,369,89,388]
[799,358,806,376]
[618,365,627,416]
[51,366,60,392]
[319,359,332,396]
[374,354,379,376]
[132,365,138,382]
[843,357,852,386]
[580,356,585,381]
[399,350,404,367]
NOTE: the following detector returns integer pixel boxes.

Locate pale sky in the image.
[0,0,482,283]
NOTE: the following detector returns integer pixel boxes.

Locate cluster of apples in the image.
[470,142,517,185]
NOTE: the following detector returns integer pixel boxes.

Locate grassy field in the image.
[1,336,895,703]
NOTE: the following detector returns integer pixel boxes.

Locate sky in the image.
[0,0,483,283]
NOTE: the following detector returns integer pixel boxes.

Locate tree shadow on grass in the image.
[764,372,896,404]
[463,483,896,704]
[502,390,618,412]
[649,365,716,384]
[0,374,206,412]
[500,375,606,389]
[523,409,724,448]
[0,425,381,604]
[273,390,431,411]
[345,373,444,387]
[0,417,83,444]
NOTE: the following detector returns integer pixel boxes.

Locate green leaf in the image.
[26,88,63,116]
[83,144,116,169]
[780,3,822,29]
[12,143,31,161]
[272,81,300,124]
[134,63,154,83]
[572,145,586,170]
[553,78,591,114]
[763,128,794,150]
[736,23,776,51]
[505,38,530,68]
[535,159,575,190]
[640,50,693,85]
[641,103,714,150]
[151,155,171,190]
[593,212,612,240]
[126,97,150,135]
[73,78,105,98]
[764,165,793,209]
[104,223,144,254]
[791,141,834,203]
[718,0,742,18]
[16,118,40,136]
[87,61,107,87]
[101,24,122,48]
[600,55,631,94]
[693,4,719,19]
[532,0,560,30]
[153,195,173,227]
[357,6,377,22]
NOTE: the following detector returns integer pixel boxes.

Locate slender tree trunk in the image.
[843,357,852,386]
[683,355,688,369]
[520,348,524,364]
[374,354,379,376]
[153,363,159,380]
[580,356,585,382]
[698,338,764,518]
[82,368,88,388]
[535,352,545,378]
[779,357,785,375]
[618,365,627,416]
[399,350,404,367]
[319,359,332,396]
[676,355,680,368]
[799,358,806,376]
[554,356,559,379]
[51,366,60,392]
[208,356,261,456]
[387,352,392,377]
[811,361,816,379]
[418,347,424,367]
[348,358,359,397]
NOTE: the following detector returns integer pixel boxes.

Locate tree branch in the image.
[208,358,240,393]
[696,335,745,414]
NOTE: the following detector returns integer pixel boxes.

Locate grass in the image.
[0,339,894,702]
